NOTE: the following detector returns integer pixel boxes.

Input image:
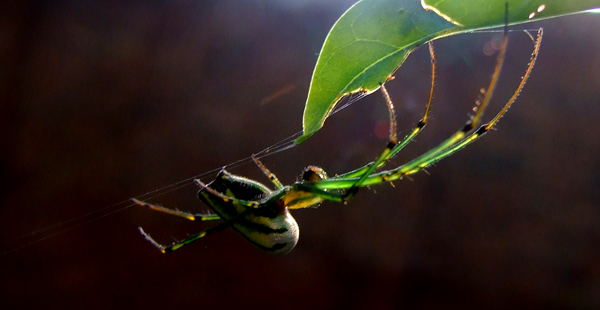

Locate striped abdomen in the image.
[198,170,299,254]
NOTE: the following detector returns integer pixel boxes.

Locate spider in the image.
[133,26,543,254]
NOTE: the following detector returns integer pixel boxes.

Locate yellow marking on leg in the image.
[132,198,197,221]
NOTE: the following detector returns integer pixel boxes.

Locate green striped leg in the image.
[357,28,544,186]
[331,42,437,202]
[193,179,268,208]
[137,220,235,254]
[132,198,230,254]
[311,28,543,194]
[338,42,436,180]
[132,198,220,221]
[252,155,284,189]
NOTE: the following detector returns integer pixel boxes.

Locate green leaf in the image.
[296,0,600,144]
[296,0,454,143]
[422,0,600,28]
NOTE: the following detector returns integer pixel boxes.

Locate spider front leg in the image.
[304,12,542,199]
[332,42,437,202]
[317,27,543,190]
[362,28,544,185]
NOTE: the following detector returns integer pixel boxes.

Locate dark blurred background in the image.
[1,1,600,309]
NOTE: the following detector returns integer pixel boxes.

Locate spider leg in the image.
[314,27,542,190]
[194,179,267,209]
[338,42,436,180]
[138,212,246,254]
[361,28,543,185]
[133,198,228,253]
[132,198,220,221]
[336,42,436,179]
[324,41,436,202]
[320,6,514,195]
[252,155,284,189]
[299,6,542,199]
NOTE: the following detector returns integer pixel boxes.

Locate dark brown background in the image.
[1,1,600,309]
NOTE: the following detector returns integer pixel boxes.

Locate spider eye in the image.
[301,166,327,183]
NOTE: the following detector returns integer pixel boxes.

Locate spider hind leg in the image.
[137,220,235,254]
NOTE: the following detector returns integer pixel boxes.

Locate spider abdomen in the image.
[198,170,299,254]
[232,206,299,254]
